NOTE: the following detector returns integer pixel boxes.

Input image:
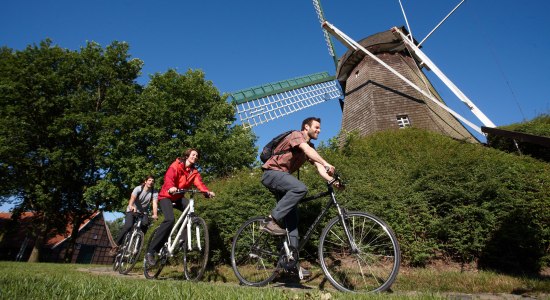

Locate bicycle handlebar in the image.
[328,172,345,188]
[169,188,210,197]
[129,211,147,216]
[119,210,147,216]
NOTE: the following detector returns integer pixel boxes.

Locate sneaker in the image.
[109,245,119,256]
[145,252,156,265]
[260,218,286,236]
[299,266,311,278]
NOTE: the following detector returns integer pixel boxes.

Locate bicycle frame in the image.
[296,182,359,254]
[126,216,143,255]
[166,197,202,256]
[119,213,144,254]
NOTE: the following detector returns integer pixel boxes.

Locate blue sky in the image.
[2,1,549,216]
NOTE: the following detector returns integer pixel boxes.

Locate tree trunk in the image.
[27,235,42,262]
[27,226,48,262]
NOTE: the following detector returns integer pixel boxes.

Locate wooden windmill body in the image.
[232,1,494,145]
[336,27,478,143]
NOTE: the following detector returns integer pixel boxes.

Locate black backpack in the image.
[260,130,294,163]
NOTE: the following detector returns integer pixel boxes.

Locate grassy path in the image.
[1,262,548,299]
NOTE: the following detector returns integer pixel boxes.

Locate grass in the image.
[1,262,548,299]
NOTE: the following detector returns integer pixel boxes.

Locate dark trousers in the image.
[147,197,189,253]
[261,170,308,248]
[116,212,149,246]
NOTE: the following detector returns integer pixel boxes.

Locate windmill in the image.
[230,0,496,144]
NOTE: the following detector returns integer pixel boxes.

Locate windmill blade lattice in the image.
[230,72,342,128]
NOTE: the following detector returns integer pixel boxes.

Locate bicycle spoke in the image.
[144,229,166,279]
[319,212,400,293]
[183,216,209,281]
[120,230,144,275]
[231,217,279,286]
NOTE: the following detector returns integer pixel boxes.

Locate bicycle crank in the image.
[279,245,298,270]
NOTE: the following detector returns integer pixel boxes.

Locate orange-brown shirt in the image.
[261,131,313,173]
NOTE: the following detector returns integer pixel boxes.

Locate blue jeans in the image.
[261,170,308,248]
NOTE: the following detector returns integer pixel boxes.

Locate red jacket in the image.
[158,158,210,201]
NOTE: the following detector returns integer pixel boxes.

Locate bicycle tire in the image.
[117,233,131,273]
[112,238,125,272]
[143,228,166,279]
[119,230,144,275]
[182,216,209,281]
[231,216,280,287]
[318,211,400,293]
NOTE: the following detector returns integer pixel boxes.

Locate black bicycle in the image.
[230,173,401,293]
[143,189,209,281]
[112,211,148,275]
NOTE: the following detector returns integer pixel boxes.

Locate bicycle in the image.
[143,189,209,281]
[230,173,401,293]
[112,211,149,275]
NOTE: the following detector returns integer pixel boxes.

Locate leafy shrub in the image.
[199,128,549,274]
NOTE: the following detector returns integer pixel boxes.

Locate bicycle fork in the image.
[185,215,203,251]
[335,204,359,253]
[128,220,143,255]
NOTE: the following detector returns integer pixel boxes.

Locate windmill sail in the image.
[230,72,343,128]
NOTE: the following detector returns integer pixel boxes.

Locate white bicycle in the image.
[113,211,148,275]
[143,189,209,281]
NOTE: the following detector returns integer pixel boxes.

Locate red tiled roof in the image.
[0,211,102,248]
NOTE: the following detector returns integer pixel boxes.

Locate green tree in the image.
[0,40,143,261]
[101,69,257,186]
[0,40,257,262]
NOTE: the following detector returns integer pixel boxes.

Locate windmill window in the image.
[355,70,359,78]
[397,115,411,128]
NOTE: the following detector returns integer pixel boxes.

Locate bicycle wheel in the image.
[319,211,401,293]
[119,230,144,275]
[162,241,186,280]
[231,216,281,287]
[117,233,131,274]
[143,228,166,279]
[183,216,209,281]
[112,243,124,272]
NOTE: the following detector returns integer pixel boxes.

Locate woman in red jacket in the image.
[145,148,215,265]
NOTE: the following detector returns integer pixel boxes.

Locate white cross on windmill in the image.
[229,0,496,143]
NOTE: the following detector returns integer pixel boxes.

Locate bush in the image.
[199,128,550,274]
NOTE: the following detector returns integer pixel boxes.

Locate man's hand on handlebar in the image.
[333,180,345,191]
[328,173,345,191]
[205,191,216,198]
[324,164,335,176]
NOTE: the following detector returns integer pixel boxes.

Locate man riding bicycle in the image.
[111,175,158,255]
[260,117,341,277]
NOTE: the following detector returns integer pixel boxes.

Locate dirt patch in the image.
[77,266,144,279]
